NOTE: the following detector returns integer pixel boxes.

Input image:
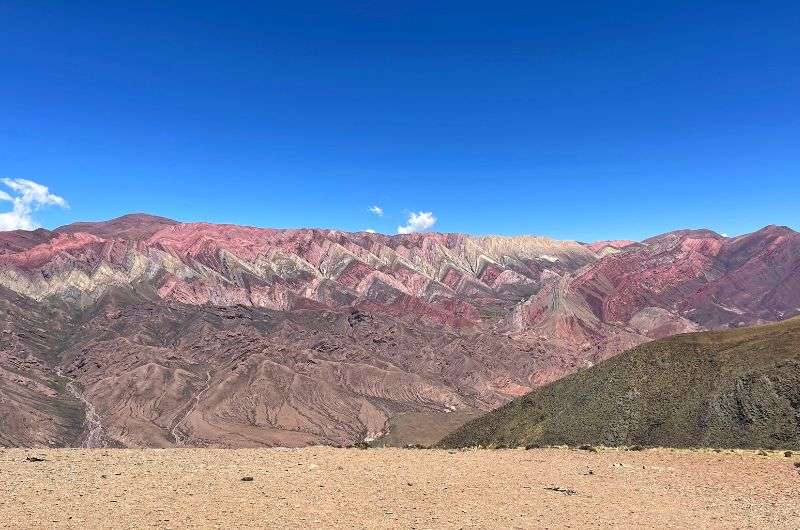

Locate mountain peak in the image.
[55,213,179,239]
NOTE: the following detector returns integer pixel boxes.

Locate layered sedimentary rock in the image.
[0,215,797,447]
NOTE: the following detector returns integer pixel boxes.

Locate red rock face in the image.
[0,216,596,327]
[568,227,800,329]
[0,215,798,448]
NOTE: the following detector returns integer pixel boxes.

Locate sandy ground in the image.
[0,447,798,529]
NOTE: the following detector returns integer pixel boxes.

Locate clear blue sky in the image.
[1,1,798,241]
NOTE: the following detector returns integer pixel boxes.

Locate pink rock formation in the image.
[0,215,797,447]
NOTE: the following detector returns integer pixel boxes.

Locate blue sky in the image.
[1,1,798,241]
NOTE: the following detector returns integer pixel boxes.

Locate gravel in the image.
[0,447,797,528]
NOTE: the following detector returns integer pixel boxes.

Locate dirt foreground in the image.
[0,447,798,529]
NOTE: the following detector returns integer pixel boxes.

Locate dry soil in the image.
[0,447,798,529]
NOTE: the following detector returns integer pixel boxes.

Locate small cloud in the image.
[397,211,436,234]
[720,233,729,238]
[0,178,69,231]
[368,205,383,216]
[364,229,377,233]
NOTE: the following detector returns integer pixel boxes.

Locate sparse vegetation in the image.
[438,319,800,450]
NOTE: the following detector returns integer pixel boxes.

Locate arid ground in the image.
[1,447,798,529]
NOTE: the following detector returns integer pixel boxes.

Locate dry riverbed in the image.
[0,447,798,529]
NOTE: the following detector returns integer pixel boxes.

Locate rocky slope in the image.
[439,318,800,450]
[0,215,595,321]
[0,215,798,447]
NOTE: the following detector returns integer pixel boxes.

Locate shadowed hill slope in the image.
[439,318,800,450]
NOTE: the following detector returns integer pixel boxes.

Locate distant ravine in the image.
[59,370,105,449]
[171,370,212,446]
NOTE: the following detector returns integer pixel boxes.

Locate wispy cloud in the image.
[397,211,436,234]
[368,205,383,216]
[364,228,377,233]
[0,178,69,231]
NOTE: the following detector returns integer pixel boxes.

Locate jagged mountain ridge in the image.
[1,214,596,324]
[0,215,798,447]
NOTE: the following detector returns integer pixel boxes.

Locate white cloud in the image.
[364,229,377,233]
[0,178,69,231]
[397,211,436,234]
[368,205,383,216]
[720,232,729,238]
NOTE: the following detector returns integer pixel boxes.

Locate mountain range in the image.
[1,214,798,447]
